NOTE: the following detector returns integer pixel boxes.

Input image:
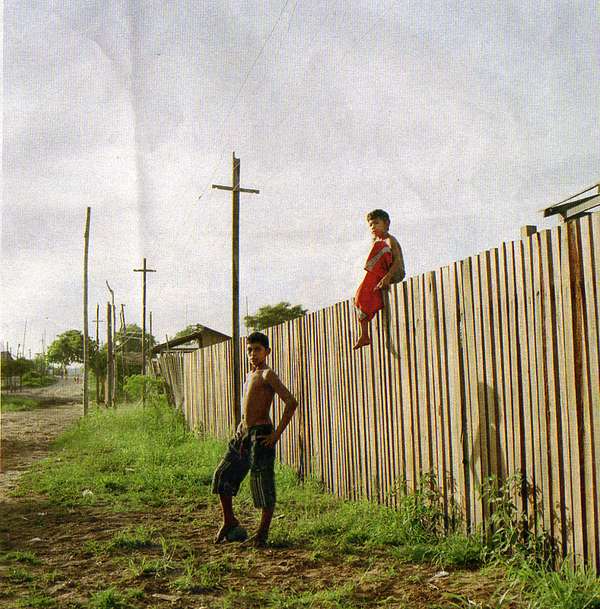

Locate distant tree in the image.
[174,324,204,339]
[47,330,85,375]
[244,302,307,331]
[114,324,155,353]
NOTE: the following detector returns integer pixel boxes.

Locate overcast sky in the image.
[2,0,598,356]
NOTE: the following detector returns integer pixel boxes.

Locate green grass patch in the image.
[17,397,600,609]
[17,398,224,508]
[1,395,43,412]
[15,592,58,609]
[170,556,233,592]
[0,550,41,565]
[222,583,359,609]
[88,587,133,609]
[510,560,600,609]
[6,566,34,583]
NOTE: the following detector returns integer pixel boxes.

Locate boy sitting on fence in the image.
[212,331,298,548]
[353,209,405,349]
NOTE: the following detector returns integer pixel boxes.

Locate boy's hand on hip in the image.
[260,432,278,448]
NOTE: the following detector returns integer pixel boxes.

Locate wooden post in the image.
[106,282,117,404]
[521,225,537,239]
[120,304,127,381]
[94,303,103,404]
[212,153,260,427]
[83,207,91,415]
[106,302,113,408]
[134,258,156,406]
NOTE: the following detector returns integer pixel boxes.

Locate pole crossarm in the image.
[133,258,156,407]
[212,184,260,195]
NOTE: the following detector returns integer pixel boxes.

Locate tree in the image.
[174,324,204,339]
[47,330,85,374]
[244,302,307,331]
[114,324,155,353]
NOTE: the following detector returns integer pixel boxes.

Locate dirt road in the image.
[0,378,83,499]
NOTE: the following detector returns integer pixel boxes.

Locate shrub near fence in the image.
[156,212,600,570]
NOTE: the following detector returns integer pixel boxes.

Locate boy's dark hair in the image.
[366,209,390,223]
[247,331,269,349]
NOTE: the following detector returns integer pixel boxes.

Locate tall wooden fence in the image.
[156,213,599,569]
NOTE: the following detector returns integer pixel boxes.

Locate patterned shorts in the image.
[211,424,276,509]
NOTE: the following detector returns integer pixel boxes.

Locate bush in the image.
[122,375,165,402]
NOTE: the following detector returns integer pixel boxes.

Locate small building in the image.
[151,325,230,356]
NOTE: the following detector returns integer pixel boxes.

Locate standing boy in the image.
[353,209,405,349]
[212,331,298,547]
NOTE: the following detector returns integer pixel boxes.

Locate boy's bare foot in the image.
[353,336,371,350]
[242,531,269,548]
[214,519,239,544]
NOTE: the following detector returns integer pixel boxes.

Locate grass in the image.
[1,395,43,412]
[0,550,42,565]
[16,396,600,609]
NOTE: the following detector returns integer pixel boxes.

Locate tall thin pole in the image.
[106,302,113,408]
[95,304,101,404]
[120,304,127,380]
[22,320,27,360]
[106,282,117,404]
[232,155,241,425]
[83,207,91,415]
[212,153,259,428]
[134,258,156,406]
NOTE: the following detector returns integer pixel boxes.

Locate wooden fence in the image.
[156,212,599,569]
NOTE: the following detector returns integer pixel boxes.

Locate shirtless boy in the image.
[353,209,405,349]
[212,331,298,547]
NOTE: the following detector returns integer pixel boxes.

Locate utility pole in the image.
[106,302,113,408]
[106,282,117,404]
[212,153,260,427]
[22,320,27,360]
[120,304,127,380]
[133,258,156,406]
[93,304,105,404]
[83,207,91,415]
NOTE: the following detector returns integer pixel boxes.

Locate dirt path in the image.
[0,378,83,499]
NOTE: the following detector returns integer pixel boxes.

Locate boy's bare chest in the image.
[243,372,273,401]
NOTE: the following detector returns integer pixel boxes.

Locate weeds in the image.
[0,550,41,565]
[88,587,131,609]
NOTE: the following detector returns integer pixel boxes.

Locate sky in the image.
[2,0,598,356]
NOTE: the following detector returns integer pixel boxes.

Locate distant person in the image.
[212,331,298,548]
[353,209,405,349]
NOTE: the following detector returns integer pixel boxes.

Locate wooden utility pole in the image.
[133,258,156,406]
[106,282,117,404]
[83,207,91,415]
[106,302,113,408]
[94,304,104,404]
[120,304,127,380]
[212,153,260,427]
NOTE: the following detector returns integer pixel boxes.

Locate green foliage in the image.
[114,324,155,354]
[244,301,307,331]
[1,395,42,412]
[46,330,85,369]
[511,560,600,609]
[173,323,204,339]
[2,356,34,381]
[122,374,165,402]
[21,371,57,388]
[1,550,41,565]
[88,588,132,609]
[19,399,223,508]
